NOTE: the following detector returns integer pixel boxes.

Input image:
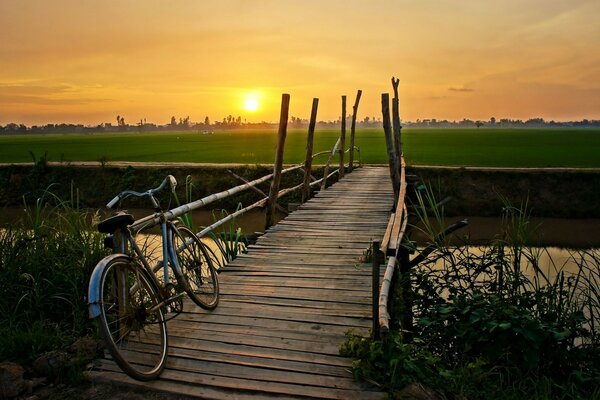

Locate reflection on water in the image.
[411,216,600,249]
[114,208,272,238]
[422,245,599,281]
[2,207,598,248]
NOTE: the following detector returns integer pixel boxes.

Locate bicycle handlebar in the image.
[106,175,178,209]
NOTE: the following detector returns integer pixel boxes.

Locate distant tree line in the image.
[1,116,599,135]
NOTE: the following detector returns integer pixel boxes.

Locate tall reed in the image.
[0,185,107,362]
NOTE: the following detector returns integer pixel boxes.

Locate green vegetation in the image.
[0,187,107,365]
[1,128,600,167]
[341,189,600,399]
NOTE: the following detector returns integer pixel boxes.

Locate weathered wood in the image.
[320,137,341,190]
[372,240,381,340]
[339,95,346,178]
[302,98,319,202]
[93,166,392,400]
[265,93,290,230]
[131,164,302,232]
[381,93,400,203]
[349,89,362,172]
[378,254,395,336]
[226,169,287,215]
[197,198,266,238]
[392,77,402,172]
[379,203,408,334]
[388,159,407,251]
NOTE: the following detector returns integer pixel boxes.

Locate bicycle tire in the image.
[171,226,219,310]
[97,255,168,381]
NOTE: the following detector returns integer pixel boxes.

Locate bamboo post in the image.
[348,90,362,172]
[265,93,290,230]
[372,240,381,340]
[382,93,400,204]
[338,95,347,178]
[320,137,340,191]
[226,169,288,215]
[392,78,402,174]
[302,98,319,203]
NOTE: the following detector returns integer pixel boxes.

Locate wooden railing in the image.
[131,93,363,241]
[378,156,408,335]
[373,79,409,338]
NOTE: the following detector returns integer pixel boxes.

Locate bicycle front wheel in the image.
[97,256,168,381]
[171,226,219,310]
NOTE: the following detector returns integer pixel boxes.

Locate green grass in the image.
[1,128,600,167]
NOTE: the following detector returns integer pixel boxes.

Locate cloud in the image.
[448,87,474,92]
[0,94,112,106]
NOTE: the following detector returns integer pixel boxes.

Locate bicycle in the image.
[87,175,219,380]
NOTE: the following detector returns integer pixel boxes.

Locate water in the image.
[410,216,600,249]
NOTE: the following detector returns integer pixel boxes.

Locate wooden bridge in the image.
[92,166,393,399]
[91,90,410,399]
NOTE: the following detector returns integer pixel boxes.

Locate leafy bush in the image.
[342,185,600,399]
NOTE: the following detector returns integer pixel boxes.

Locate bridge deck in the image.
[92,166,393,399]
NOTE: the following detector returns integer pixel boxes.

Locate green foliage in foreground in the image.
[341,189,600,399]
[1,128,600,167]
[0,187,107,363]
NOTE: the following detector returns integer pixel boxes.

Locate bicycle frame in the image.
[89,175,185,318]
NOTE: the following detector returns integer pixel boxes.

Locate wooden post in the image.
[348,89,362,172]
[302,98,319,203]
[265,94,290,230]
[392,78,402,174]
[382,93,400,204]
[338,95,346,178]
[372,240,381,340]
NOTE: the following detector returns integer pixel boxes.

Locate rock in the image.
[32,351,70,377]
[31,376,47,389]
[398,382,444,400]
[67,337,100,362]
[0,361,26,398]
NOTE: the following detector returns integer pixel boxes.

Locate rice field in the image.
[1,128,599,167]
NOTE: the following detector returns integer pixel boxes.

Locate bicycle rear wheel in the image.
[97,256,168,381]
[171,226,219,310]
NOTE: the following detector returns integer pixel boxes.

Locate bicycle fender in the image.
[88,253,131,319]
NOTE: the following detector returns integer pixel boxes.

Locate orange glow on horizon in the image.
[0,1,598,125]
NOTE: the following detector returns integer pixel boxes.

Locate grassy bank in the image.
[0,190,107,365]
[1,128,600,167]
[341,190,600,399]
[0,161,323,212]
[2,163,599,219]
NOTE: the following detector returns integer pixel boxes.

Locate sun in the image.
[243,93,261,112]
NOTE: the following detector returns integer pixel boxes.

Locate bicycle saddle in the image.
[97,212,135,233]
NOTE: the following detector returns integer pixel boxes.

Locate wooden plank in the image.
[95,364,384,400]
[92,166,393,399]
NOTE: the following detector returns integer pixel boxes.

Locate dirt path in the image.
[30,381,200,400]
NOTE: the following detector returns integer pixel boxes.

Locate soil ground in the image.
[24,380,199,400]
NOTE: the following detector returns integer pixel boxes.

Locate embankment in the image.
[1,163,599,218]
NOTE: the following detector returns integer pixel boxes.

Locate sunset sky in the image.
[1,0,599,125]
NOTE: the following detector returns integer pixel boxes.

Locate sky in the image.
[1,0,599,125]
